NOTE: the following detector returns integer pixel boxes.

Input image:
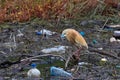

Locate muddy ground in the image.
[0,19,120,80]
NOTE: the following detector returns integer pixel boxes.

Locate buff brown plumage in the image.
[61,29,88,49]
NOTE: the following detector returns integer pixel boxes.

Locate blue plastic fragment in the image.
[31,63,37,68]
[92,39,98,44]
[80,31,85,36]
[50,66,73,78]
[36,32,42,35]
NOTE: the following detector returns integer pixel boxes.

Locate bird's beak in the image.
[60,34,66,42]
[60,34,65,38]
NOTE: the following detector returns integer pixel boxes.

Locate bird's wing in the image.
[67,32,76,45]
[75,34,88,49]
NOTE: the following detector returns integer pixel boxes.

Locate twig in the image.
[65,56,71,69]
[88,47,120,60]
[9,33,13,52]
[0,51,7,54]
[101,18,109,30]
[21,54,66,62]
[13,34,17,49]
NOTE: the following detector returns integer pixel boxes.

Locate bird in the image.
[61,28,88,61]
[27,63,41,78]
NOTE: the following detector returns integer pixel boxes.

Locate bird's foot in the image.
[72,53,80,61]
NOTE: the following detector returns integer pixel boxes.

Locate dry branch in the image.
[88,47,120,60]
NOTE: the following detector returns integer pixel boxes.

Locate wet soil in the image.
[0,19,120,80]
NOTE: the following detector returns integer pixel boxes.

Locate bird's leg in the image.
[65,47,82,69]
[72,47,82,60]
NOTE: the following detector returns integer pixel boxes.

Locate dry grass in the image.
[0,0,119,23]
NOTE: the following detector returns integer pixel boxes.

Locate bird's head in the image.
[61,29,68,38]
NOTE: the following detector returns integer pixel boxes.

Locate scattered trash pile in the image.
[0,20,120,80]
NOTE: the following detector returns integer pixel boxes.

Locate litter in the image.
[100,58,107,65]
[92,39,98,44]
[110,37,116,42]
[50,66,73,78]
[100,58,107,62]
[80,31,85,36]
[41,45,68,54]
[16,30,24,37]
[27,63,41,78]
[113,31,120,37]
[78,62,89,66]
[116,65,120,69]
[110,37,120,43]
[97,47,103,50]
[35,29,56,36]
[104,25,120,30]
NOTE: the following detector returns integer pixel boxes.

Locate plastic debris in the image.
[35,29,56,36]
[16,30,24,37]
[104,25,120,30]
[27,63,41,78]
[97,47,103,50]
[103,25,114,30]
[50,66,73,78]
[116,39,120,42]
[113,31,120,37]
[41,45,68,54]
[110,37,116,42]
[110,37,120,43]
[78,62,89,66]
[100,58,107,65]
[116,65,120,69]
[107,25,120,28]
[100,58,107,62]
[31,63,37,68]
[36,31,42,35]
[92,39,98,44]
[80,31,85,36]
